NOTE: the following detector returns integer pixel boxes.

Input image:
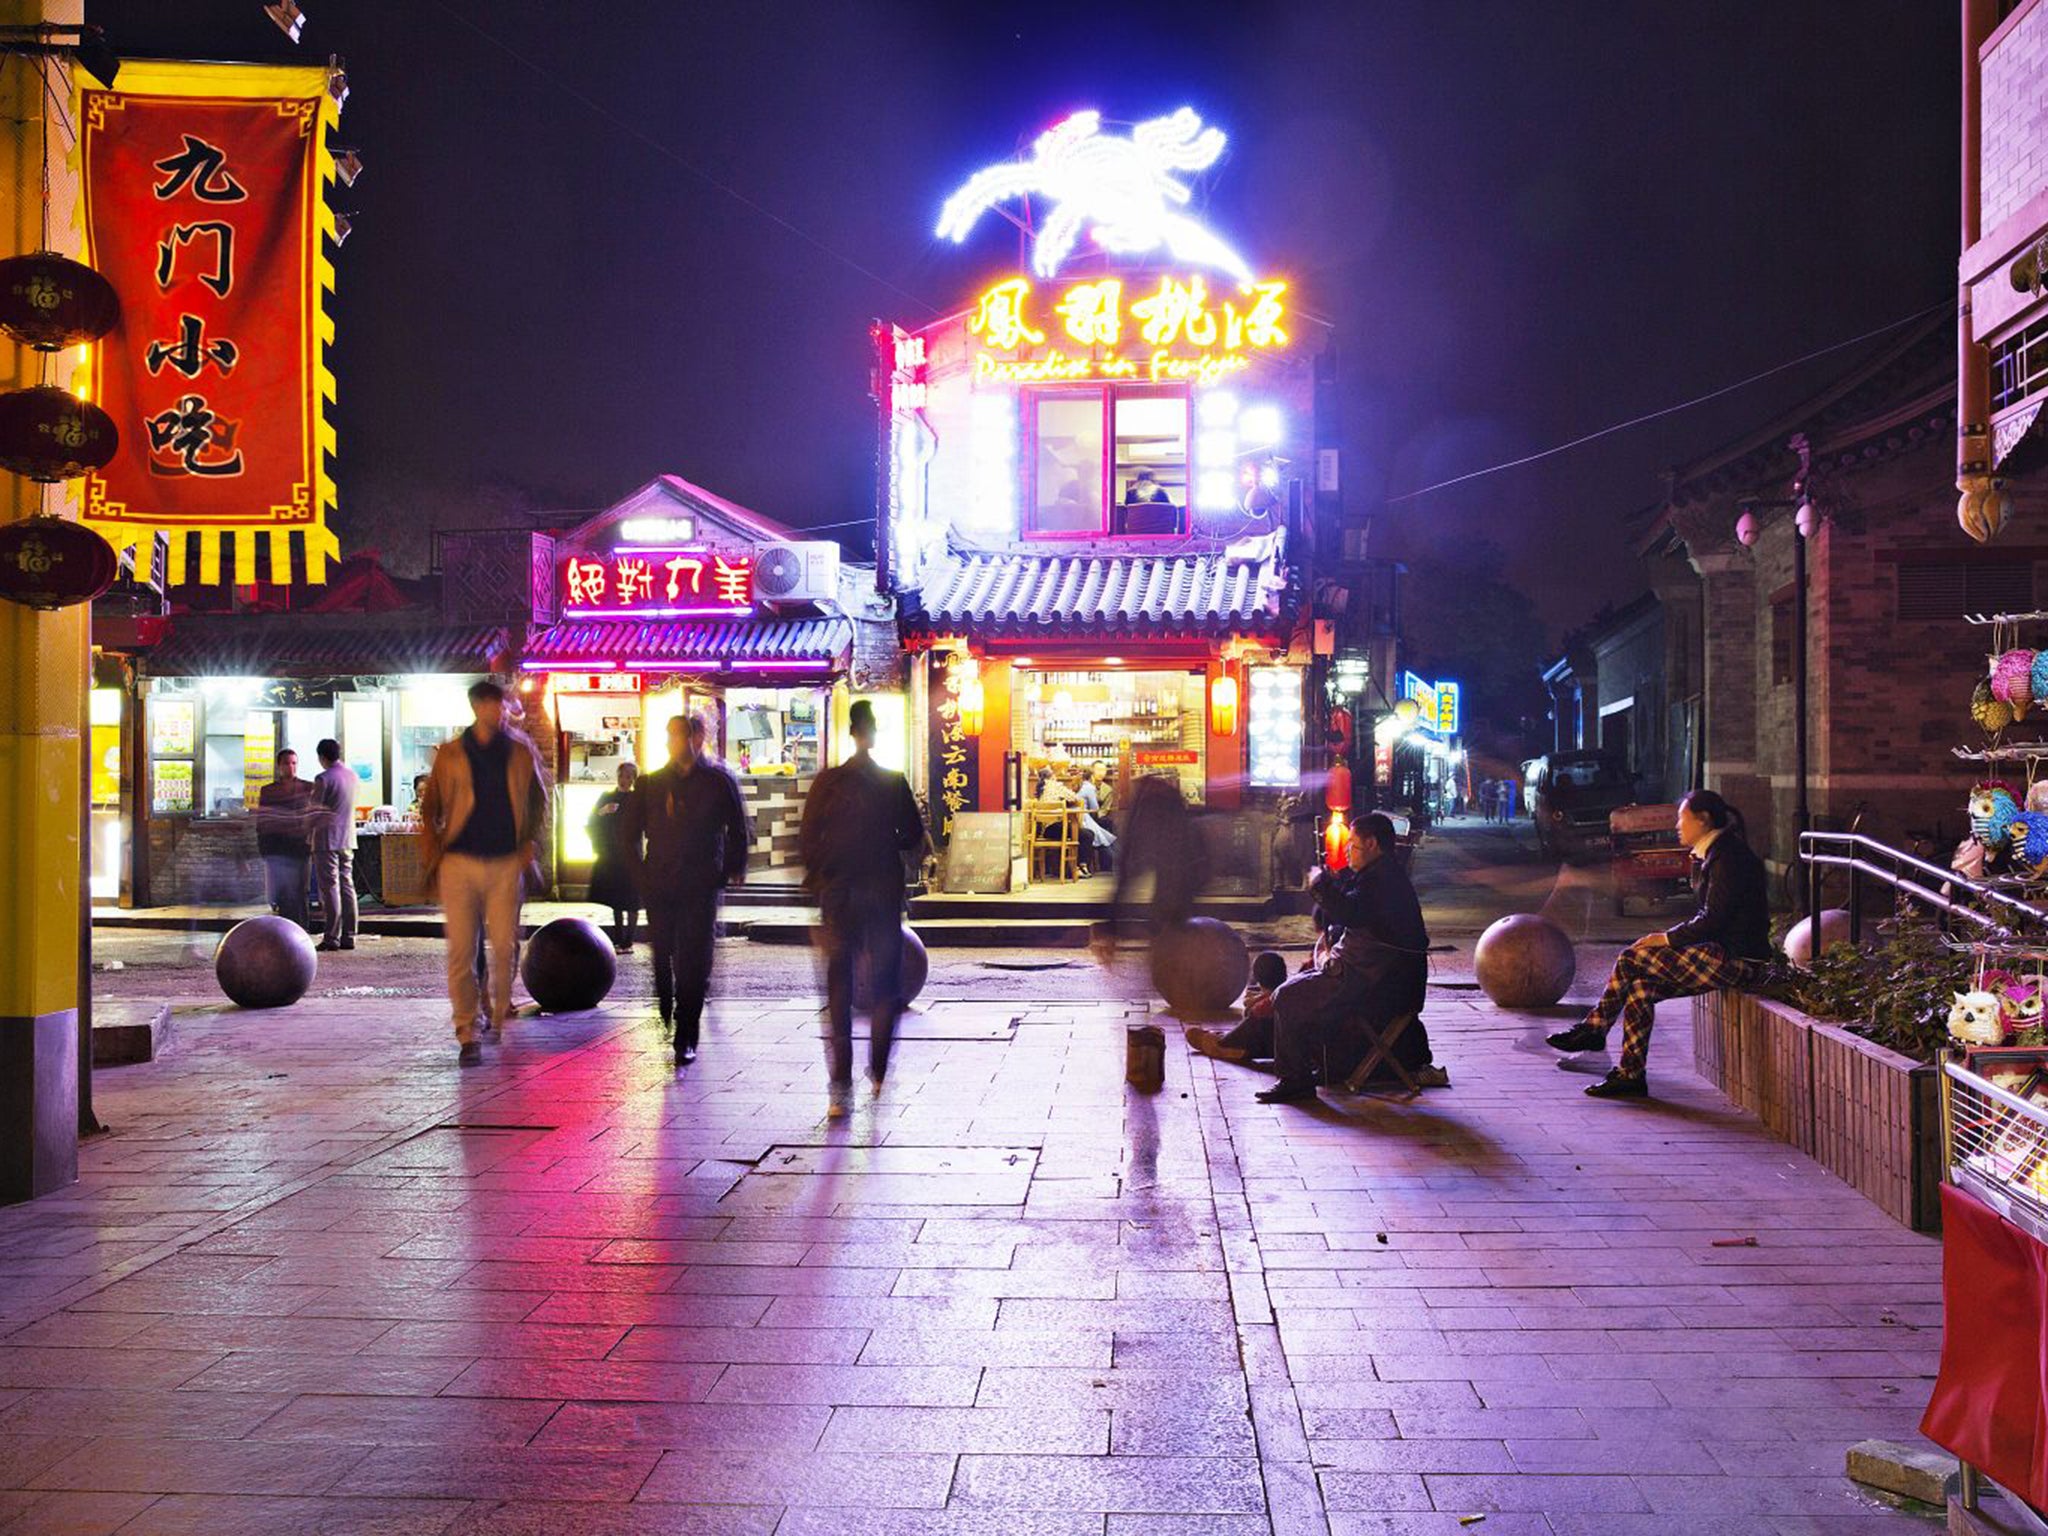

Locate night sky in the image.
[87,1,1958,632]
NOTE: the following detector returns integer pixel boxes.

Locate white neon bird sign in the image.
[936,108,1253,285]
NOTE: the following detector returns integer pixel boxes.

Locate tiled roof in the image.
[912,543,1288,636]
[521,617,853,666]
[142,618,509,677]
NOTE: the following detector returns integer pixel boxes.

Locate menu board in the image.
[943,811,1014,893]
[242,716,275,810]
[152,760,194,815]
[150,699,195,757]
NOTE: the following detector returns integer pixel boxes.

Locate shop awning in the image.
[521,617,853,669]
[140,617,510,677]
[910,538,1289,637]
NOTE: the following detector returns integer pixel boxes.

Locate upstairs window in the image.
[1026,385,1188,537]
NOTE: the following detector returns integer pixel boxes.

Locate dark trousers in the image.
[1223,966,1433,1086]
[263,853,309,926]
[820,882,904,1086]
[648,891,719,1046]
[609,908,637,948]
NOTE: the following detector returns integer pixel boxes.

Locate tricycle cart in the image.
[1607,802,1690,917]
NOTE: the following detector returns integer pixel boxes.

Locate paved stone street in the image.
[0,822,1945,1534]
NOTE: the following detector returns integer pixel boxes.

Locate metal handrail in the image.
[1797,829,2048,945]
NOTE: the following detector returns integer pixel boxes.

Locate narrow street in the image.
[0,821,1942,1535]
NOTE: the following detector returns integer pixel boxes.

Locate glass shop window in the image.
[1030,392,1105,534]
[1027,386,1189,538]
[1111,390,1187,535]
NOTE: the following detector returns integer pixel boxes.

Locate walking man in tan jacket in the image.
[420,679,550,1066]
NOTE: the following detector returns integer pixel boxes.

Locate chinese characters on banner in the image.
[968,273,1288,385]
[926,651,980,846]
[79,62,341,586]
[560,550,754,615]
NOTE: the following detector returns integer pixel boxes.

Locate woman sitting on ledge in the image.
[1547,789,1771,1100]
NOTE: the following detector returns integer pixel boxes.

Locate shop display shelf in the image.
[1945,1060,2048,1247]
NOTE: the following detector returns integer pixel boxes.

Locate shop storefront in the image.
[516,477,895,891]
[877,109,1329,892]
[112,618,508,907]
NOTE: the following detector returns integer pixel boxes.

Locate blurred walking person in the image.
[421,680,550,1067]
[256,747,313,927]
[310,739,359,952]
[587,761,641,952]
[800,699,928,1117]
[626,714,748,1065]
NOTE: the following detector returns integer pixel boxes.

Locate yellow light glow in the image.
[72,344,90,403]
[968,277,1044,351]
[967,272,1289,386]
[1209,673,1239,736]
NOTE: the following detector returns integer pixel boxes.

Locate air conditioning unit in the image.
[753,540,839,604]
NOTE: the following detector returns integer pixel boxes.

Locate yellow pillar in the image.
[0,0,86,1201]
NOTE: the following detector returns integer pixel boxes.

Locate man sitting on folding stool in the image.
[1188,812,1448,1101]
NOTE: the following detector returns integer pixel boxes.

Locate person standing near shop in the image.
[626,714,748,1065]
[310,739,359,952]
[421,680,550,1067]
[587,760,640,953]
[800,699,928,1117]
[256,747,314,928]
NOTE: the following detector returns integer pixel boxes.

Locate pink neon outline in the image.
[560,606,749,618]
[520,660,618,671]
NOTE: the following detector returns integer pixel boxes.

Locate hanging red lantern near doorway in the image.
[1323,806,1350,870]
[0,386,119,482]
[0,515,119,610]
[1326,757,1353,812]
[0,252,121,352]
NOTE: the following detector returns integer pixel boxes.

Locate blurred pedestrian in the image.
[800,698,929,1117]
[421,680,550,1067]
[255,747,313,927]
[1547,789,1769,1098]
[587,761,641,952]
[627,714,749,1065]
[1092,773,1210,963]
[310,739,358,953]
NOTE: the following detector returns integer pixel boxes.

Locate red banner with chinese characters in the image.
[560,549,755,616]
[78,61,340,586]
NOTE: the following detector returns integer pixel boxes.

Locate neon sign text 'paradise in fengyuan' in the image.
[968,274,1288,386]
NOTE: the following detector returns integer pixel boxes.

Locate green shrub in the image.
[1777,912,1974,1063]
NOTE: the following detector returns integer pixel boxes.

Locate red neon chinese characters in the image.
[560,550,753,614]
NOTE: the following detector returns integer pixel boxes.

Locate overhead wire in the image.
[1384,299,1950,504]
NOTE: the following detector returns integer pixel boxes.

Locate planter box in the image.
[1808,1022,1942,1233]
[1692,991,1939,1231]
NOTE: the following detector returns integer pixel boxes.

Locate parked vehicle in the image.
[1528,751,1639,861]
[1608,802,1692,914]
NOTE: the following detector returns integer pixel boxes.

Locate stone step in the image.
[92,1000,172,1066]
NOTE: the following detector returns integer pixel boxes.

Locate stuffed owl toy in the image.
[1999,977,2045,1034]
[2010,811,2048,874]
[1970,783,2020,848]
[1950,989,2008,1046]
[1994,649,2038,718]
[1975,679,2017,734]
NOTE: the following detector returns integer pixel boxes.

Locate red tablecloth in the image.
[1921,1182,2048,1507]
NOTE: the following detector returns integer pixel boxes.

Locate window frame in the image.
[1022,383,1191,540]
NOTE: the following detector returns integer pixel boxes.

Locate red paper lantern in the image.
[0,252,120,351]
[0,387,119,482]
[0,515,119,610]
[1324,806,1350,870]
[1326,759,1353,811]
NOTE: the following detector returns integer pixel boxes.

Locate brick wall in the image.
[1982,2,2048,234]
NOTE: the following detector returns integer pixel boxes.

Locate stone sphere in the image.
[520,916,616,1013]
[1151,917,1251,1018]
[214,914,317,1009]
[854,924,930,1010]
[1785,908,1852,966]
[1474,913,1577,1008]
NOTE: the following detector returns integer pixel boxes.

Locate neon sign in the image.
[560,550,753,617]
[967,274,1288,387]
[1400,672,1461,736]
[937,108,1251,283]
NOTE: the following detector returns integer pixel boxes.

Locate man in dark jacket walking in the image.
[1547,789,1770,1098]
[626,714,749,1064]
[799,699,929,1116]
[255,747,313,927]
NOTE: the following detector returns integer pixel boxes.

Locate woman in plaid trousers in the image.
[1547,790,1771,1098]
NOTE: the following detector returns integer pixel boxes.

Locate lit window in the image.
[1248,666,1303,788]
[1112,390,1187,535]
[1030,392,1105,534]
